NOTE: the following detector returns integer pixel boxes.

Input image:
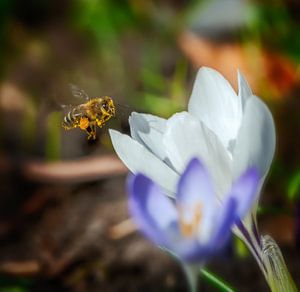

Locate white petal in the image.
[109,129,179,196]
[188,67,243,149]
[238,70,252,110]
[163,112,232,198]
[129,112,167,161]
[232,95,276,180]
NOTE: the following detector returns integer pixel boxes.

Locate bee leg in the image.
[78,117,93,140]
[85,124,96,140]
[62,123,72,130]
[96,118,105,128]
[84,129,91,139]
[85,127,93,140]
[91,123,96,140]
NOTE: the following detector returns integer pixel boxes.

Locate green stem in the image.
[201,268,235,292]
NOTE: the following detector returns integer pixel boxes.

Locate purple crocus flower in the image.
[128,157,259,263]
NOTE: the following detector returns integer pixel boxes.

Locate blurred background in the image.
[0,0,300,291]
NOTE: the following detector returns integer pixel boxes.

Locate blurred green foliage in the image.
[0,277,31,292]
[45,111,62,161]
[234,237,249,258]
[287,171,300,201]
[74,0,137,40]
[248,1,300,61]
[69,0,190,117]
[0,0,14,68]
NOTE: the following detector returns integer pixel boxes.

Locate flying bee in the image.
[62,84,116,140]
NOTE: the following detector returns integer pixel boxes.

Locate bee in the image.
[62,84,116,140]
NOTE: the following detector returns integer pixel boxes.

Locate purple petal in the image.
[209,197,237,250]
[177,158,215,210]
[178,240,206,263]
[127,173,178,247]
[180,198,237,263]
[177,158,216,243]
[228,168,260,219]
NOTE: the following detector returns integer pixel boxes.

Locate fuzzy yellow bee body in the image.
[62,85,115,140]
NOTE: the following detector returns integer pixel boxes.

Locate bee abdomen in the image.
[62,107,82,129]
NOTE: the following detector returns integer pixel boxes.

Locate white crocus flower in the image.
[109,67,298,291]
[109,67,275,210]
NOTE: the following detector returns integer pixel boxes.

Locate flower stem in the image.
[201,268,235,292]
[237,219,298,291]
[261,235,298,292]
[183,265,198,292]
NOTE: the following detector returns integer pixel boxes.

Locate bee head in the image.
[101,97,115,116]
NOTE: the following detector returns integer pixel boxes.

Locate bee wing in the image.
[115,102,130,112]
[115,102,131,119]
[69,83,90,101]
[60,103,73,115]
[115,102,129,109]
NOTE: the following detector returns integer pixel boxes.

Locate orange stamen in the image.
[178,203,202,237]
